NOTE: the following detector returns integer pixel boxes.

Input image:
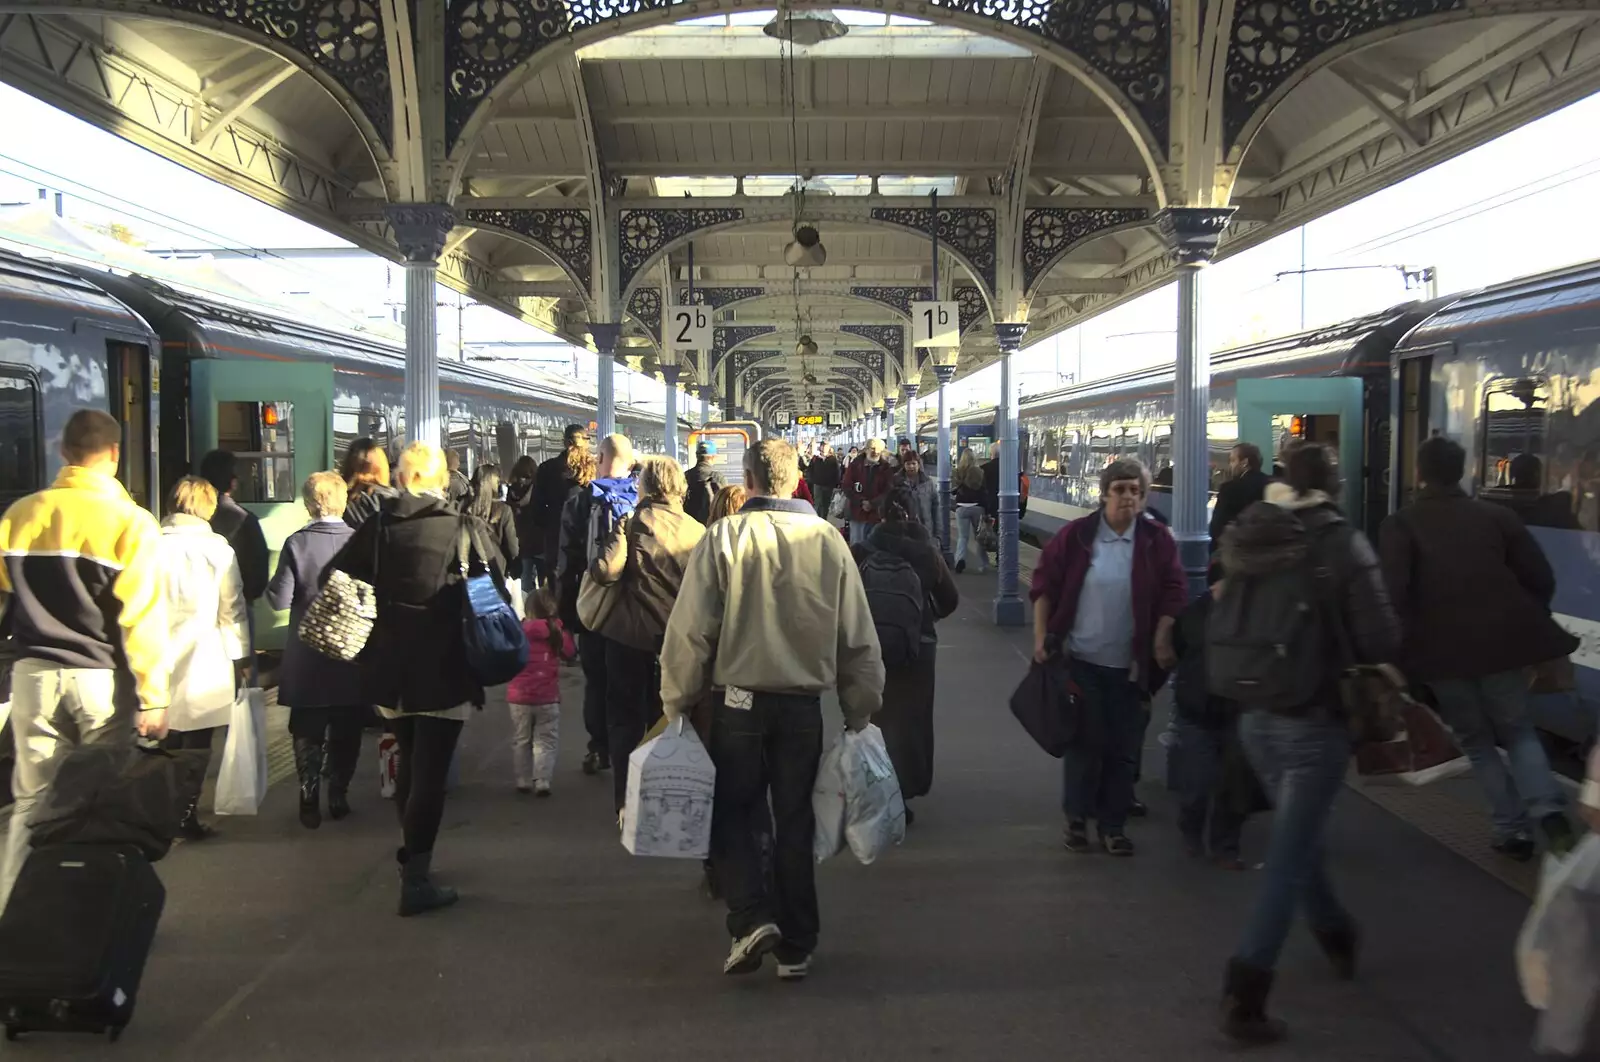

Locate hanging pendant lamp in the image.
[763,9,849,47]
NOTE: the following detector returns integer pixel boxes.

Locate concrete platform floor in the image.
[3,569,1559,1060]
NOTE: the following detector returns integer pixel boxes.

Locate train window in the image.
[217,401,295,503]
[1209,417,1239,490]
[332,406,388,466]
[1089,429,1115,471]
[1481,379,1550,491]
[1038,430,1060,475]
[0,372,41,505]
[1060,431,1079,478]
[445,418,474,475]
[1151,425,1173,481]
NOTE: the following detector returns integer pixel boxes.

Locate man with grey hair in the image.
[840,438,894,545]
[662,437,884,981]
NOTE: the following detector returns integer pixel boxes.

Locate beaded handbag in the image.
[299,512,380,662]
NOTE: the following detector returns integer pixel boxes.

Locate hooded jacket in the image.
[1378,484,1576,682]
[1220,487,1401,703]
[590,499,706,652]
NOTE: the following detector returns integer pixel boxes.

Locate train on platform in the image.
[0,247,689,646]
[919,258,1600,752]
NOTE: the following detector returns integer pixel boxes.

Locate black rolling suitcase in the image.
[0,844,165,1042]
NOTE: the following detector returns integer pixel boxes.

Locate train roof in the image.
[0,248,154,336]
[1396,258,1600,351]
[60,264,682,427]
[1019,299,1441,415]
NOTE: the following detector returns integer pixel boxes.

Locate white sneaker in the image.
[723,923,781,975]
[776,954,811,981]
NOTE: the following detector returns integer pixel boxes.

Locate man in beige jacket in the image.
[661,438,884,981]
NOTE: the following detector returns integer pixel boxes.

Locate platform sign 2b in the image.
[911,301,960,347]
[665,303,712,351]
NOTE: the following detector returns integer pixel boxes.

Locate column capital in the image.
[588,322,623,355]
[993,322,1028,353]
[1156,207,1237,266]
[902,383,920,399]
[931,364,957,385]
[386,203,457,264]
[659,364,682,384]
[883,395,897,411]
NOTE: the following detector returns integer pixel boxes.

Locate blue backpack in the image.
[456,516,528,686]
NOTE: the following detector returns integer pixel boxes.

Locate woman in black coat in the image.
[329,442,506,917]
[268,471,365,830]
[864,487,959,821]
[468,462,519,569]
[505,455,539,591]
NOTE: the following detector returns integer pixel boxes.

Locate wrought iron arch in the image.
[616,206,1002,312]
[459,207,594,296]
[1021,207,1152,299]
[1221,0,1597,161]
[442,0,1170,197]
[715,334,904,390]
[3,0,397,166]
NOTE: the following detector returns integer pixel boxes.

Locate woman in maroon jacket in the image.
[1028,457,1186,856]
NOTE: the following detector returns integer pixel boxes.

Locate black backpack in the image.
[858,550,926,667]
[1206,515,1352,713]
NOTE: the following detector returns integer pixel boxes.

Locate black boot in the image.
[1220,959,1287,1046]
[178,797,215,841]
[397,849,459,917]
[1313,925,1360,981]
[292,737,324,830]
[326,731,360,821]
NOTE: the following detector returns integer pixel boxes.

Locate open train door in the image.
[1235,377,1365,526]
[189,360,333,650]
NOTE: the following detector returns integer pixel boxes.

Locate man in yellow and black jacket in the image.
[0,409,168,912]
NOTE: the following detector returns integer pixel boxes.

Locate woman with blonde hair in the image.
[158,474,250,840]
[708,483,748,524]
[342,437,396,530]
[268,470,363,828]
[586,454,705,811]
[329,442,509,916]
[952,448,988,573]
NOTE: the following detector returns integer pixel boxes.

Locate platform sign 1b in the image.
[911,301,960,347]
[665,303,712,351]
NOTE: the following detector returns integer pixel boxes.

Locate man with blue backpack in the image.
[557,434,642,813]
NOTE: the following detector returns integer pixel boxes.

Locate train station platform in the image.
[3,565,1555,1061]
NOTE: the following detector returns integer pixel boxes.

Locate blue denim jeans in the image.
[1428,668,1565,840]
[954,504,988,571]
[1062,660,1143,834]
[1233,710,1354,970]
[1172,718,1244,858]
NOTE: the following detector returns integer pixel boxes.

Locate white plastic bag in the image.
[1519,835,1600,1009]
[813,739,848,863]
[213,687,268,816]
[815,725,906,866]
[827,489,847,522]
[622,717,716,858]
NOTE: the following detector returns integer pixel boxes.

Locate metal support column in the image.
[590,323,622,438]
[932,365,955,564]
[387,204,456,450]
[993,322,1028,627]
[904,383,919,450]
[660,364,681,460]
[882,397,896,444]
[699,389,709,426]
[1158,207,1236,598]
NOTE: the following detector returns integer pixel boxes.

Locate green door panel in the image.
[189,360,333,651]
[1235,377,1365,526]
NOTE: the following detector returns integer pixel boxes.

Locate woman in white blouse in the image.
[158,475,249,840]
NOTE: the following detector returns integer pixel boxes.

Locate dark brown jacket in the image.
[590,499,705,652]
[867,521,958,641]
[1379,485,1577,682]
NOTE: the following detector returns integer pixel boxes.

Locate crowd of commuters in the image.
[0,405,1586,1047]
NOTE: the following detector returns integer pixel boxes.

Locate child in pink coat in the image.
[506,589,576,795]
